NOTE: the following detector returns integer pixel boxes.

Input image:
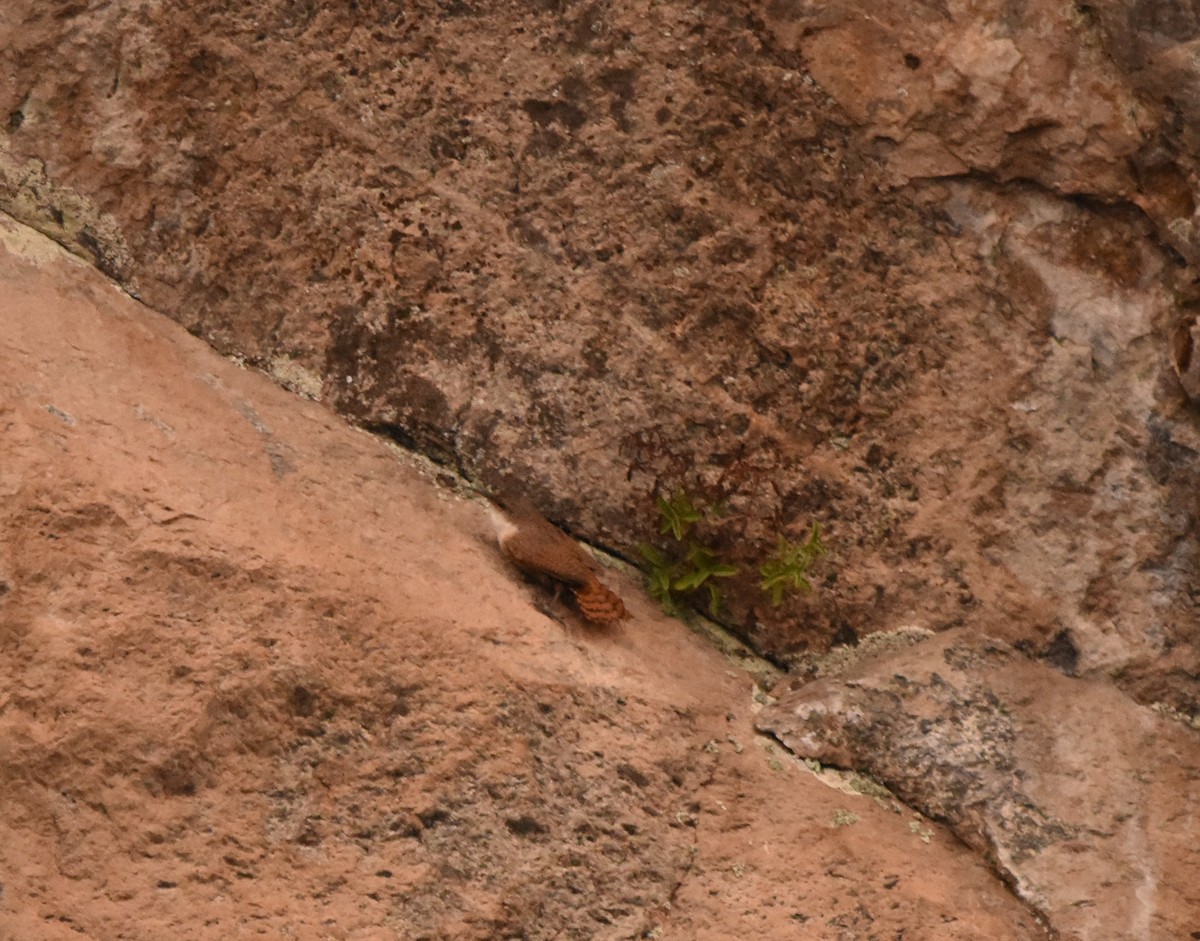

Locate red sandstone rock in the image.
[4,0,1200,931]
[0,217,1043,939]
[1,2,1196,712]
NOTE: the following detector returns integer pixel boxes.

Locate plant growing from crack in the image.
[640,489,826,618]
[655,489,703,541]
[640,492,738,617]
[759,523,827,605]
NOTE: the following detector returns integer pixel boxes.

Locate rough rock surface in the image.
[6,1,1200,935]
[0,217,1045,939]
[3,1,1198,706]
[760,630,1200,941]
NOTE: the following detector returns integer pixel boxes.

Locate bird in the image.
[485,486,629,625]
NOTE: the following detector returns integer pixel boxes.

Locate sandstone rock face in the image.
[5,2,1200,932]
[760,630,1200,941]
[762,0,1145,195]
[1,217,1046,940]
[1,2,1198,712]
[760,0,1200,271]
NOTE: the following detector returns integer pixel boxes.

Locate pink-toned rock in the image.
[0,216,1042,939]
[4,0,1197,686]
[761,0,1145,196]
[3,1,1198,709]
[760,629,1200,940]
[2,9,1200,922]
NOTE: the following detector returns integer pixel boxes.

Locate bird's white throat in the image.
[487,504,519,546]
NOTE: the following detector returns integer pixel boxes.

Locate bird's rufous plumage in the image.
[487,489,628,625]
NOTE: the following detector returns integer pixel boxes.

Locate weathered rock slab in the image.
[760,630,1200,941]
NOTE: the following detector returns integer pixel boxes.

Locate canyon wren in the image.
[486,489,629,625]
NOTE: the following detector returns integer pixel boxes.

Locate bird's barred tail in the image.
[573,576,628,625]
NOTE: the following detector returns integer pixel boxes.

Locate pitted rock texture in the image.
[0,216,1045,940]
[1,1,1199,711]
[759,630,1200,941]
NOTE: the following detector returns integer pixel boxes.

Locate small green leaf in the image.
[706,583,725,616]
[759,523,825,606]
[766,580,785,607]
[803,522,828,560]
[673,569,709,592]
[647,568,676,610]
[642,540,684,616]
[639,542,668,567]
[657,491,702,541]
[673,543,739,593]
[685,544,739,578]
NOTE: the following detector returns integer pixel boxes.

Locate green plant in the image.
[643,489,830,619]
[643,489,827,619]
[676,543,739,616]
[656,491,703,540]
[639,542,684,616]
[642,490,740,617]
[638,540,738,617]
[643,490,729,616]
[759,523,827,606]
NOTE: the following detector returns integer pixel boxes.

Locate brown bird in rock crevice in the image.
[486,487,629,625]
